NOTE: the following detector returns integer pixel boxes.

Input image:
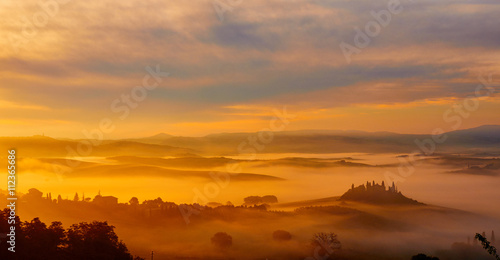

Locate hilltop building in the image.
[340,181,422,205]
[93,191,118,207]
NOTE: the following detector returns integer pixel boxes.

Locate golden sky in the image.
[0,0,499,138]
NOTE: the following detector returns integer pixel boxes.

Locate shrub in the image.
[211,232,232,249]
[272,230,292,241]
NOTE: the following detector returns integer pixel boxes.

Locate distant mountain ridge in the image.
[140,125,500,140]
[1,125,499,157]
[0,136,193,157]
[138,125,500,155]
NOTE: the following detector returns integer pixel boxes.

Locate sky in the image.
[0,0,499,138]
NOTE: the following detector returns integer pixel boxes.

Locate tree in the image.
[272,230,292,241]
[0,209,22,259]
[475,233,500,260]
[311,232,341,257]
[25,188,44,202]
[129,197,139,206]
[143,197,163,209]
[0,209,143,260]
[244,196,262,205]
[48,221,65,252]
[211,232,232,249]
[262,195,278,204]
[74,192,79,202]
[66,221,135,260]
[411,253,440,260]
[15,218,66,259]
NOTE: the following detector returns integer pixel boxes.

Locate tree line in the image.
[0,208,144,260]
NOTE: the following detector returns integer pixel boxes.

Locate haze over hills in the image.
[2,125,499,157]
[125,133,174,144]
[0,135,194,157]
[10,179,499,260]
[3,128,500,259]
[443,125,500,146]
[88,124,500,155]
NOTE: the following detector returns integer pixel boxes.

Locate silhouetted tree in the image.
[0,209,143,260]
[211,232,232,249]
[0,208,22,260]
[143,197,163,209]
[25,188,44,202]
[21,218,66,259]
[262,195,278,204]
[475,233,500,260]
[244,196,262,205]
[66,221,134,260]
[129,197,139,206]
[311,232,341,257]
[74,192,79,202]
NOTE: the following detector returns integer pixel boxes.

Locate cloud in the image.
[0,0,499,137]
[0,100,51,111]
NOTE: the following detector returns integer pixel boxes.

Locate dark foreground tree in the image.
[211,232,232,249]
[0,208,144,260]
[21,217,66,259]
[66,221,136,260]
[475,233,500,260]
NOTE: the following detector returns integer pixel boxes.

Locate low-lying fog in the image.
[3,152,500,259]
[8,152,500,218]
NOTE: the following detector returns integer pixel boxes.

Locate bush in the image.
[211,232,232,249]
[273,230,292,241]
